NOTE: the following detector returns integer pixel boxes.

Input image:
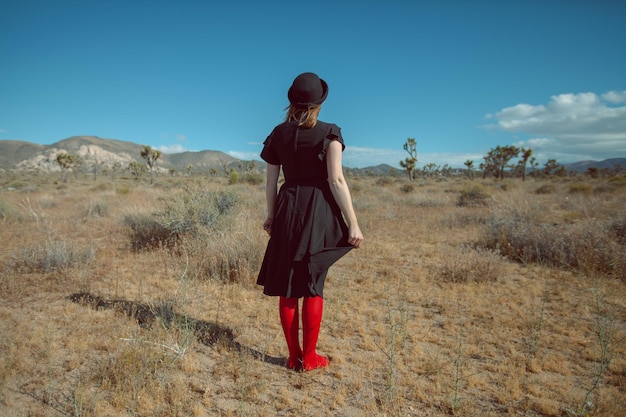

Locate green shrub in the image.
[86,201,108,218]
[607,174,626,186]
[400,183,414,194]
[7,239,95,273]
[457,184,490,207]
[116,185,131,195]
[535,184,556,194]
[242,172,263,185]
[0,199,11,222]
[376,177,393,186]
[568,182,592,195]
[123,184,239,250]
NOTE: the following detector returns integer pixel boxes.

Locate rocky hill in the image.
[0,136,237,173]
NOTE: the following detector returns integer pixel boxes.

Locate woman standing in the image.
[257,72,363,371]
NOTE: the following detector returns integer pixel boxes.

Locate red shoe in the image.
[279,297,302,370]
[302,296,330,371]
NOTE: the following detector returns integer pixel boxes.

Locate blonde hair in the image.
[285,104,321,128]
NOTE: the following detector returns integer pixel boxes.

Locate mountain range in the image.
[0,136,624,175]
[0,136,239,173]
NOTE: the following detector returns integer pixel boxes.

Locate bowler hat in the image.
[287,72,328,107]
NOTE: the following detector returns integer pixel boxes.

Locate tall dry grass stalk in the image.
[0,173,624,416]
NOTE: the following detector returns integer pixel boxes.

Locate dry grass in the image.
[1,173,625,416]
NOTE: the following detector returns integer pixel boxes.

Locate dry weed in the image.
[0,174,624,417]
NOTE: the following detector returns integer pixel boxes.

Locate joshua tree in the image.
[55,152,83,182]
[399,138,418,180]
[483,145,519,179]
[519,147,533,181]
[140,145,161,184]
[543,159,565,177]
[464,160,474,179]
[422,162,439,178]
[529,157,539,179]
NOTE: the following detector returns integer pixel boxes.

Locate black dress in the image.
[257,120,353,298]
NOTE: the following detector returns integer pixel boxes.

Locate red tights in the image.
[279,296,329,371]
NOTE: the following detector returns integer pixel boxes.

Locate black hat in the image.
[287,72,328,107]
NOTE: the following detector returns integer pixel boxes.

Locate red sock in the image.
[279,297,302,369]
[302,296,329,371]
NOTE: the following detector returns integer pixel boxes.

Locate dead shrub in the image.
[122,214,175,250]
[185,232,264,285]
[481,199,626,280]
[438,244,504,283]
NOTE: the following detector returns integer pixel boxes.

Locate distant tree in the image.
[55,152,83,182]
[111,161,122,180]
[128,161,147,179]
[586,167,599,178]
[483,145,520,179]
[399,138,418,180]
[612,163,623,176]
[518,147,533,181]
[422,162,439,178]
[140,145,161,184]
[92,159,105,181]
[464,160,474,179]
[529,156,539,179]
[543,159,563,176]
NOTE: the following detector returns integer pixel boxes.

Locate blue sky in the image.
[2,0,625,168]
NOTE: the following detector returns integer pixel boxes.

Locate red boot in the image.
[279,297,302,370]
[302,296,329,371]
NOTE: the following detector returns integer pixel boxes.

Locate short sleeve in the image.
[260,130,280,165]
[318,124,345,161]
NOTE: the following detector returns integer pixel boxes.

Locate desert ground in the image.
[0,170,624,416]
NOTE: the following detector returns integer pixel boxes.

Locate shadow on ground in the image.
[68,292,284,367]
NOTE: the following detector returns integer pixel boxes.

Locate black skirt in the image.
[257,180,353,298]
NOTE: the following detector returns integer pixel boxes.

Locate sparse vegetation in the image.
[0,173,624,417]
[457,183,490,207]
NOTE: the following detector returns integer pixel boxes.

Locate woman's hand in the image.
[263,217,273,236]
[348,224,363,248]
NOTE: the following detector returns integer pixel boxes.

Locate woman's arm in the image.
[326,140,363,248]
[263,163,280,235]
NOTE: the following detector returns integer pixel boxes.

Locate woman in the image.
[257,72,363,371]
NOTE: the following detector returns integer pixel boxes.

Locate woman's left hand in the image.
[348,224,363,248]
[262,217,273,236]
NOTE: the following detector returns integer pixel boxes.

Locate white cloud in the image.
[157,144,190,154]
[228,150,260,160]
[602,90,626,104]
[484,91,626,161]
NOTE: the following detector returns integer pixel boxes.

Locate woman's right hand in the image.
[263,217,273,236]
